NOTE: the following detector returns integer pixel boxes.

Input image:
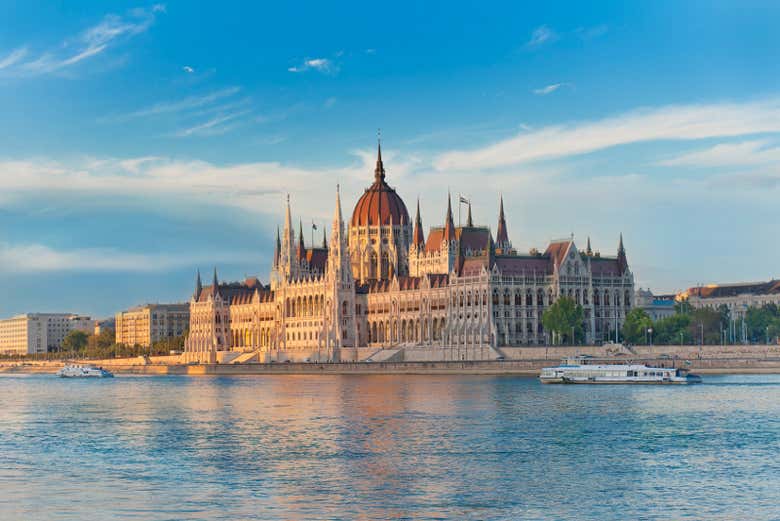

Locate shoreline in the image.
[4,358,780,376]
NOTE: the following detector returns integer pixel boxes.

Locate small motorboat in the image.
[57,364,114,378]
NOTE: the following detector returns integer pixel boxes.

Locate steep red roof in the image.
[589,257,621,276]
[305,248,328,272]
[493,256,552,276]
[425,228,445,253]
[544,240,572,267]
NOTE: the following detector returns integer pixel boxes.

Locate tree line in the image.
[542,296,780,346]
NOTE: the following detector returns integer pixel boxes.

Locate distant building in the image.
[0,313,92,355]
[680,280,780,318]
[93,317,116,336]
[115,304,189,348]
[635,288,677,321]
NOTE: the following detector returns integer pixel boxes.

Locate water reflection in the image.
[1,374,779,520]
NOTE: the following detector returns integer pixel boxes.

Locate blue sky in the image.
[0,0,779,318]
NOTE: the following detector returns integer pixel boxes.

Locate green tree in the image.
[652,313,692,345]
[62,330,89,353]
[689,308,723,345]
[674,298,692,315]
[622,308,654,344]
[542,297,585,344]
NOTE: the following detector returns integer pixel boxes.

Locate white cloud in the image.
[117,87,241,119]
[288,57,337,74]
[182,65,194,73]
[0,242,247,273]
[0,47,27,69]
[533,83,565,95]
[3,6,162,77]
[660,140,780,168]
[174,109,252,137]
[526,25,558,48]
[434,98,780,171]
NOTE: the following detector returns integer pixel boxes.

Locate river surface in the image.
[1,374,779,520]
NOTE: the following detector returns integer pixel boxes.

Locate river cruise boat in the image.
[57,365,114,378]
[539,358,701,385]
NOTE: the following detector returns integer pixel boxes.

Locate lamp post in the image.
[648,327,653,347]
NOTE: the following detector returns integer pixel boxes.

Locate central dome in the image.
[350,144,410,227]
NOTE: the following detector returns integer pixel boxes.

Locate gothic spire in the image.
[374,139,385,183]
[496,194,509,246]
[586,236,592,256]
[194,269,202,300]
[466,202,473,227]
[617,233,628,274]
[322,227,328,249]
[412,197,425,247]
[297,219,305,260]
[443,191,456,242]
[274,226,281,264]
[211,267,219,296]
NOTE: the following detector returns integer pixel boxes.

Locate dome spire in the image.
[374,132,385,183]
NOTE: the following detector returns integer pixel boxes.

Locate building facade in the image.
[679,280,780,319]
[185,143,635,362]
[0,313,92,355]
[635,288,677,321]
[115,304,189,348]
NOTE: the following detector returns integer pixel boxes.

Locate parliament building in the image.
[184,143,634,362]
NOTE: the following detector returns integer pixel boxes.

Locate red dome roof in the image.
[350,144,410,227]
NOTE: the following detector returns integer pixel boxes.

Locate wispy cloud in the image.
[525,25,558,48]
[121,87,242,119]
[0,47,28,69]
[575,24,608,40]
[288,58,337,74]
[533,82,570,95]
[182,65,194,73]
[434,98,780,170]
[2,5,164,77]
[0,242,247,273]
[660,140,780,168]
[174,109,252,137]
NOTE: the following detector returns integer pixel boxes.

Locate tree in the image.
[622,308,653,344]
[652,313,692,345]
[688,308,722,345]
[674,298,692,315]
[542,297,585,344]
[62,330,89,353]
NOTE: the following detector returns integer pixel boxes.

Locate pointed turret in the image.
[210,267,220,297]
[274,226,281,266]
[496,195,509,247]
[322,227,328,249]
[466,202,473,227]
[617,233,628,274]
[412,198,425,247]
[443,191,456,242]
[297,220,305,261]
[586,236,592,256]
[194,269,202,300]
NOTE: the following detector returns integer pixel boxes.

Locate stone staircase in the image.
[230,351,260,364]
[363,348,404,363]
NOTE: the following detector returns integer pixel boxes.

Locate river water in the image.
[0,373,778,520]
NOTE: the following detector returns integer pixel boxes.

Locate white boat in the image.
[539,358,701,385]
[57,364,114,378]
